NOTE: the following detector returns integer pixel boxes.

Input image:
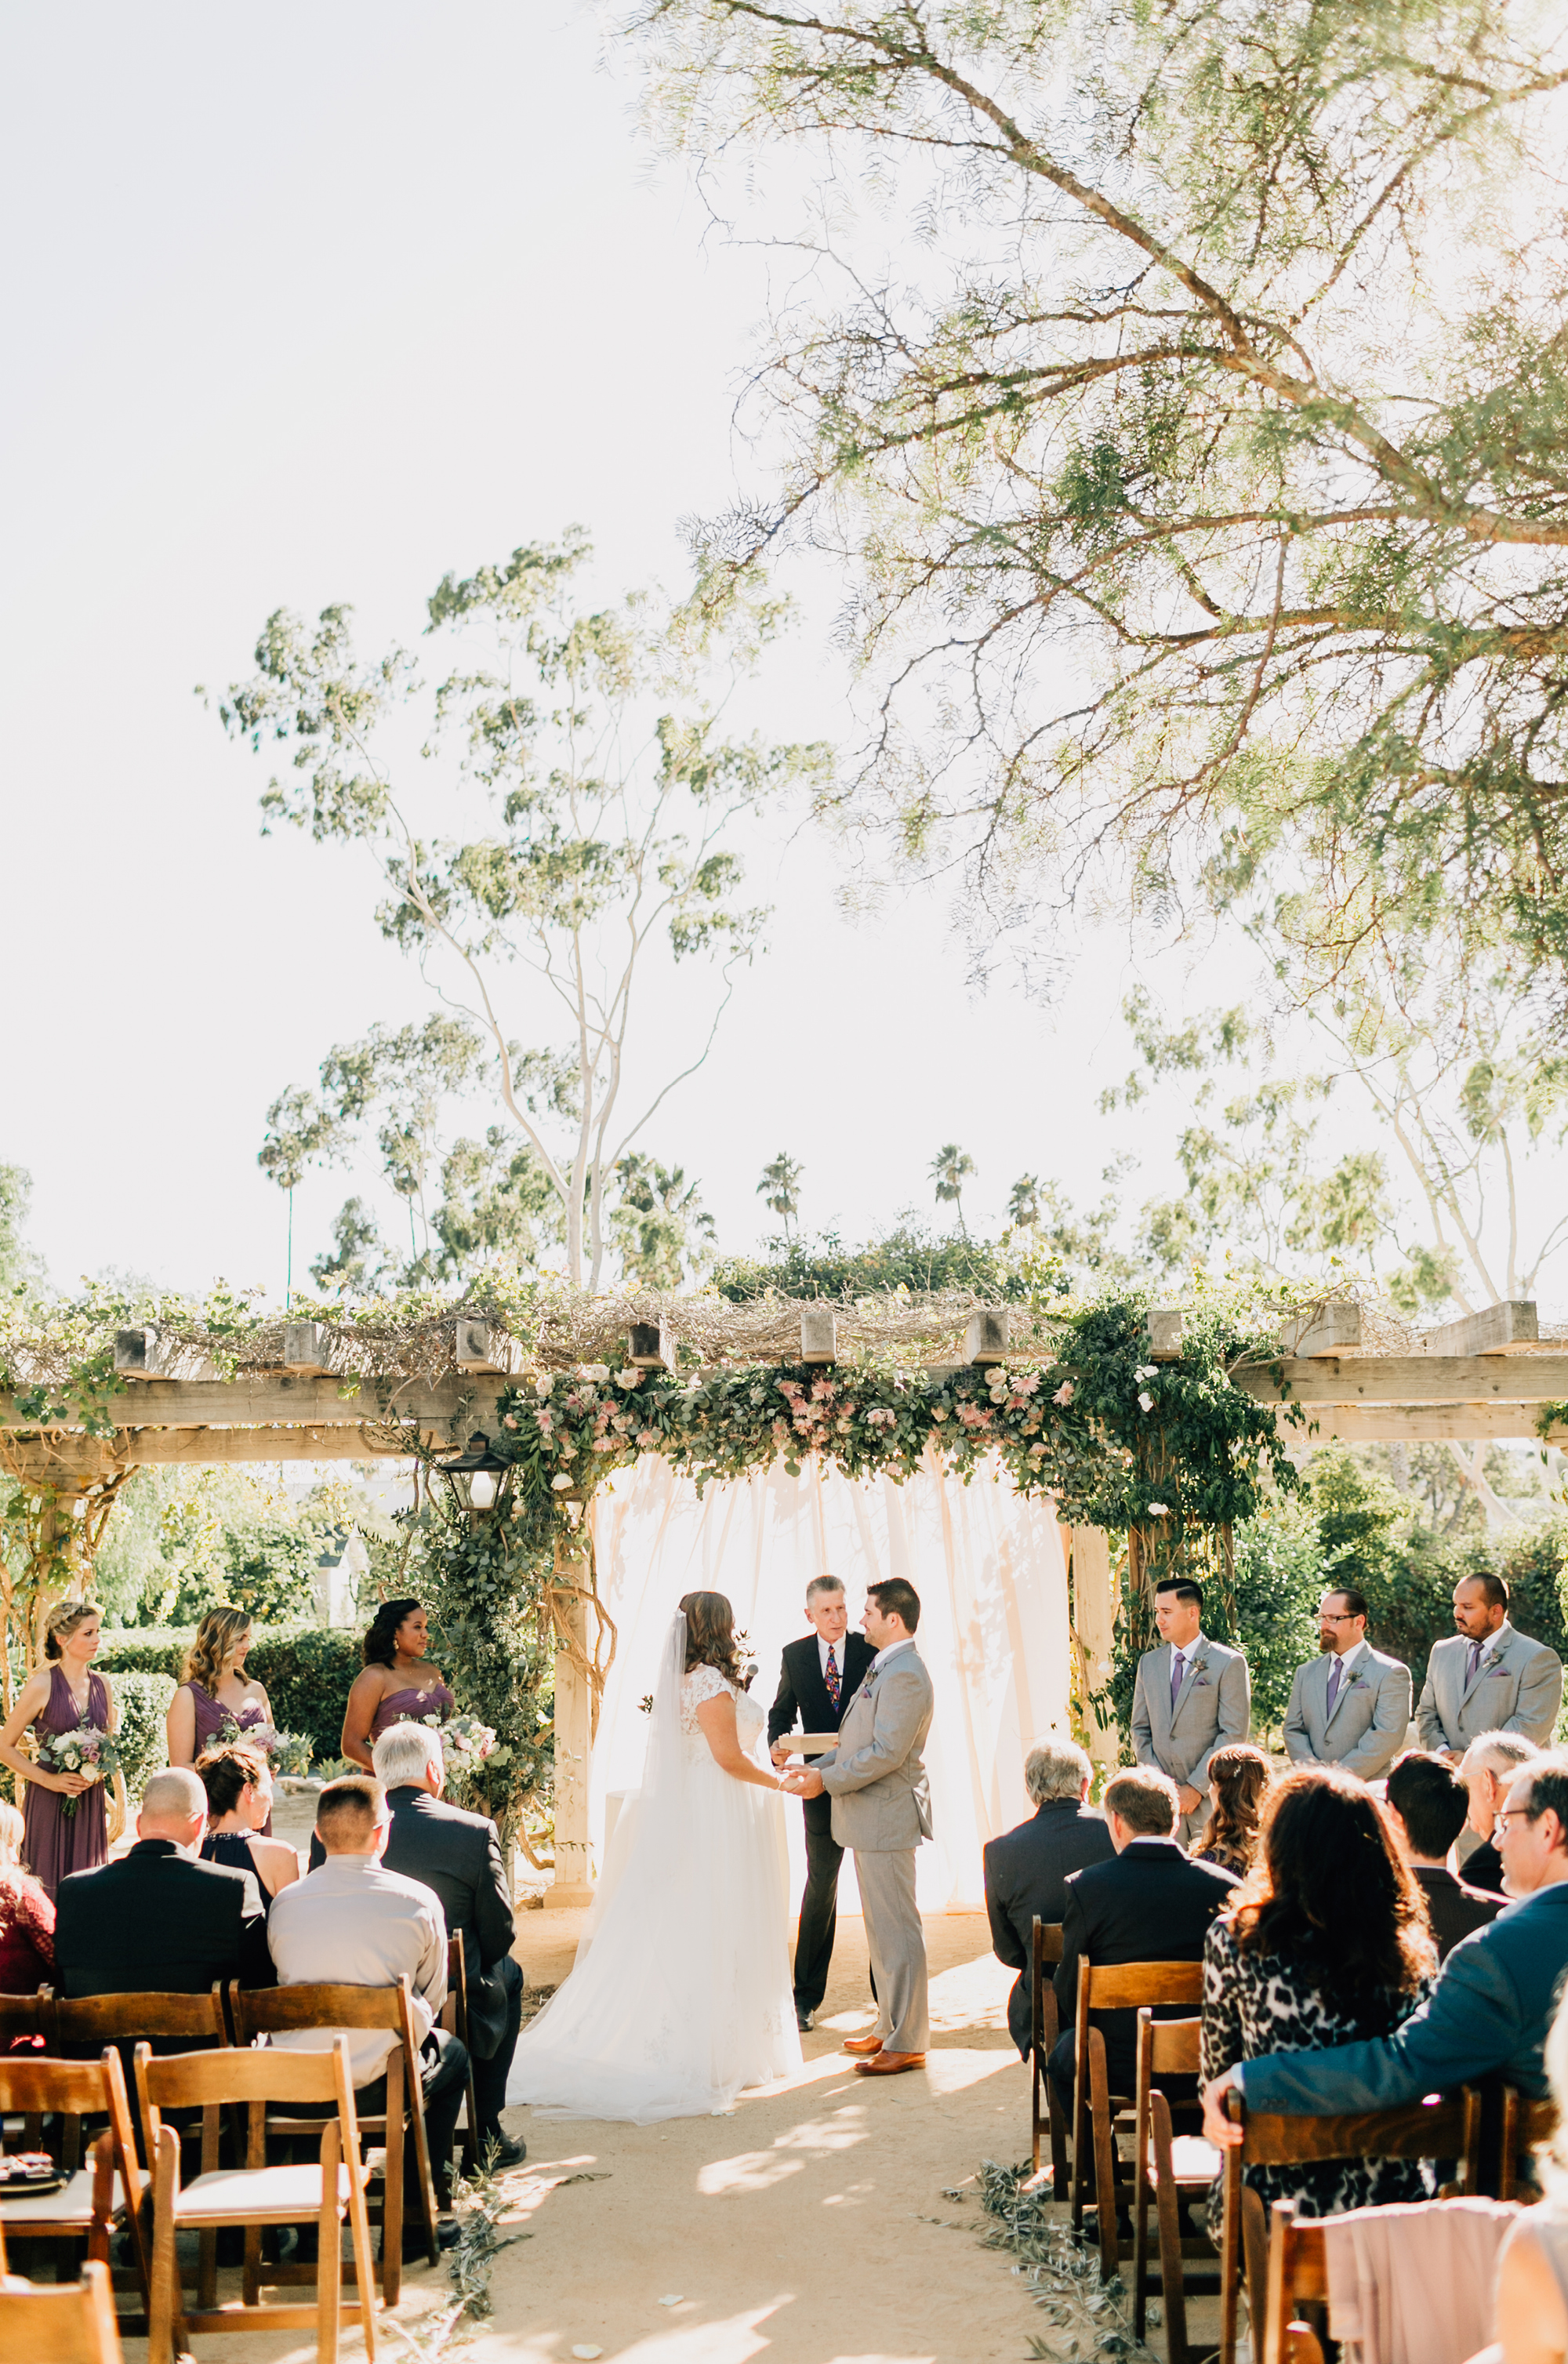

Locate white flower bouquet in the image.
[36,1724,123,1817]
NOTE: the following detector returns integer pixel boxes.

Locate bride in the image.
[506,1590,803,2122]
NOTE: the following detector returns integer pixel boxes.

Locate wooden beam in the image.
[1148,1309,1184,1361]
[1232,1356,1568,1406]
[114,1327,219,1383]
[627,1321,675,1372]
[1419,1302,1544,1356]
[799,1309,837,1365]
[964,1309,1010,1364]
[453,1320,527,1375]
[1277,1302,1363,1359]
[281,1321,330,1375]
[0,1424,426,1487]
[1279,1404,1568,1444]
[0,1374,506,1433]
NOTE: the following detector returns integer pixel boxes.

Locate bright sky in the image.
[2,4,1547,1316]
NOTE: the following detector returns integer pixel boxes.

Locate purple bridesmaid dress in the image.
[24,1665,110,1901]
[182,1683,273,1834]
[370,1683,455,1741]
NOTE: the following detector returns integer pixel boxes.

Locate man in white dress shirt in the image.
[1130,1578,1250,1844]
[1283,1587,1413,1783]
[1416,1574,1564,1759]
[268,1774,469,2224]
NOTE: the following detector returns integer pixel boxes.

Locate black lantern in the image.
[440,1431,510,1520]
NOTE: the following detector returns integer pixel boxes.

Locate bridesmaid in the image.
[0,1600,115,1900]
[341,1597,453,1771]
[194,1741,299,1906]
[167,1606,278,1832]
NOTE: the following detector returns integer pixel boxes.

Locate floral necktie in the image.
[825,1646,840,1711]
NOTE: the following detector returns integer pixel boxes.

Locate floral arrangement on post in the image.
[34,1724,123,1817]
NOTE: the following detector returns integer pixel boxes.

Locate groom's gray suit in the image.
[816,1640,934,2055]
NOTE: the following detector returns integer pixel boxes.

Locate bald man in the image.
[54,1766,272,1998]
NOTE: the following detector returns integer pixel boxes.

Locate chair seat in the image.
[1149,2136,1223,2184]
[172,2163,354,2226]
[0,2169,126,2227]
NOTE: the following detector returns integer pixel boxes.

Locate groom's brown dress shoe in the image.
[841,2035,884,2057]
[855,2051,926,2075]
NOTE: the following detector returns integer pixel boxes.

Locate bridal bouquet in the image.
[215,1715,314,1777]
[35,1724,123,1817]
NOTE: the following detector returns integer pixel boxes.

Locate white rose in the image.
[1138,1390,1155,1411]
[551,1473,575,1491]
[535,1374,554,1398]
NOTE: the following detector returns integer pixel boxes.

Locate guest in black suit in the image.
[1051,1764,1236,2107]
[768,1576,877,2031]
[54,1765,272,2001]
[1384,1750,1501,1960]
[370,1721,527,2167]
[984,1738,1115,2057]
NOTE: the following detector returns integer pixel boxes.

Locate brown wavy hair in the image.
[1228,1764,1435,2017]
[679,1591,742,1684]
[43,1599,100,1661]
[194,1741,269,1822]
[182,1606,253,1694]
[1192,1742,1272,1875]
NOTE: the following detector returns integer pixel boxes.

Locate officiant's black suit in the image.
[768,1630,877,2016]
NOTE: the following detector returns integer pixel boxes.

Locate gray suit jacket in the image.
[1283,1645,1412,1782]
[818,1643,934,1853]
[1131,1636,1250,1836]
[1415,1625,1564,1752]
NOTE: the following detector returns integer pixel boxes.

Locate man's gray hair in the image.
[141,1767,206,1821]
[372,1722,445,1788]
[1025,1738,1092,1805]
[805,1574,845,1604]
[1461,1730,1543,1781]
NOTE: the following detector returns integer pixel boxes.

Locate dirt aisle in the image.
[466,1907,1040,2364]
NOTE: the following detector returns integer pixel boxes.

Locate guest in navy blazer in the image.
[768,1576,876,2030]
[984,1738,1114,2057]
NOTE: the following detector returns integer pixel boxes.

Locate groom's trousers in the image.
[855,1845,929,2054]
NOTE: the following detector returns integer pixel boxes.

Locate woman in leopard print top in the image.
[1202,1764,1438,2219]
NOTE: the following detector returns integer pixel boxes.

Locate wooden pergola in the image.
[3,1298,1562,1901]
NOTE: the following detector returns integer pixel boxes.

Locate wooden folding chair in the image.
[0,1989,55,2152]
[1024,1919,1068,2199]
[1131,2012,1222,2364]
[443,1934,481,2175]
[1069,1958,1205,2271]
[230,1976,440,2302]
[0,2257,123,2364]
[1218,2084,1481,2364]
[1500,2086,1558,2200]
[0,2050,151,2326]
[136,2034,377,2364]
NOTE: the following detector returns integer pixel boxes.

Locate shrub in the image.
[96,1625,361,1770]
[1232,1511,1323,1743]
[111,1669,175,1801]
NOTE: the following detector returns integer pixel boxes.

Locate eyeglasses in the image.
[1496,1808,1540,1832]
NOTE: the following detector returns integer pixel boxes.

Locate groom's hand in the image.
[790,1768,826,1799]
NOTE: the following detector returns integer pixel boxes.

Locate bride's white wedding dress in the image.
[506,1616,802,2123]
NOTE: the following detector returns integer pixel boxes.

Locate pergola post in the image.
[544,1529,596,1909]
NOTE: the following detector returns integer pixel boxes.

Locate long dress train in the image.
[506,1618,801,2123]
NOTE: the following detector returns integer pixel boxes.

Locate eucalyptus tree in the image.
[220,532,828,1289]
[632,0,1568,986]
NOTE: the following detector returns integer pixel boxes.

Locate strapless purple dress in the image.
[370,1683,456,1740]
[183,1683,273,1834]
[24,1665,110,1900]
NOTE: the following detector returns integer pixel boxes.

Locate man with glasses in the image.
[1282,1587,1412,1785]
[1201,1754,1568,2136]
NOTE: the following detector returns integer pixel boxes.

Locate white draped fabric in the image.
[584,1446,1073,1912]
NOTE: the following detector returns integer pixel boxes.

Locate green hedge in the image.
[112,1671,176,1801]
[98,1625,360,1771]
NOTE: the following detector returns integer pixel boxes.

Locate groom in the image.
[785,1578,933,2077]
[768,1574,877,2032]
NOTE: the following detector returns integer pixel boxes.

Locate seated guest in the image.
[1203,1765,1437,2219]
[1460,1730,1543,1894]
[368,1720,526,2167]
[1384,1750,1501,1959]
[0,1797,54,1992]
[268,1774,470,2227]
[1203,1752,1568,2137]
[54,1767,271,1996]
[1191,1742,1271,1878]
[196,1742,300,1905]
[984,1738,1115,2061]
[1491,1982,1568,2363]
[1051,1765,1236,2108]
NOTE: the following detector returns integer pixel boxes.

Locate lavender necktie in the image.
[1327,1656,1343,1716]
[1170,1650,1185,1710]
[1467,1640,1483,1686]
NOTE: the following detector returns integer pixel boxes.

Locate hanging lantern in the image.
[439,1432,510,1520]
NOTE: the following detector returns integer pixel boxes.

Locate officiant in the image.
[768,1575,877,2032]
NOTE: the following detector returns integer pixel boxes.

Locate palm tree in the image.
[757,1150,804,1239]
[1008,1173,1043,1230]
[930,1143,976,1238]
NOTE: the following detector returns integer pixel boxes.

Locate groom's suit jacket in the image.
[816,1643,934,1854]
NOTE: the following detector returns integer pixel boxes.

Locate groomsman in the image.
[1283,1587,1412,1783]
[1416,1574,1564,1759]
[769,1576,876,2032]
[1130,1577,1250,1843]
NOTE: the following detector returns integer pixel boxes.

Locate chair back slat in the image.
[0,1990,52,2046]
[1501,2086,1559,2200]
[54,1985,227,2048]
[1086,1960,1205,2010]
[0,2260,123,2364]
[1235,2093,1472,2165]
[1032,1919,1064,1970]
[1141,2010,1201,2078]
[230,1979,408,2040]
[138,2037,350,2111]
[0,2053,117,2114]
